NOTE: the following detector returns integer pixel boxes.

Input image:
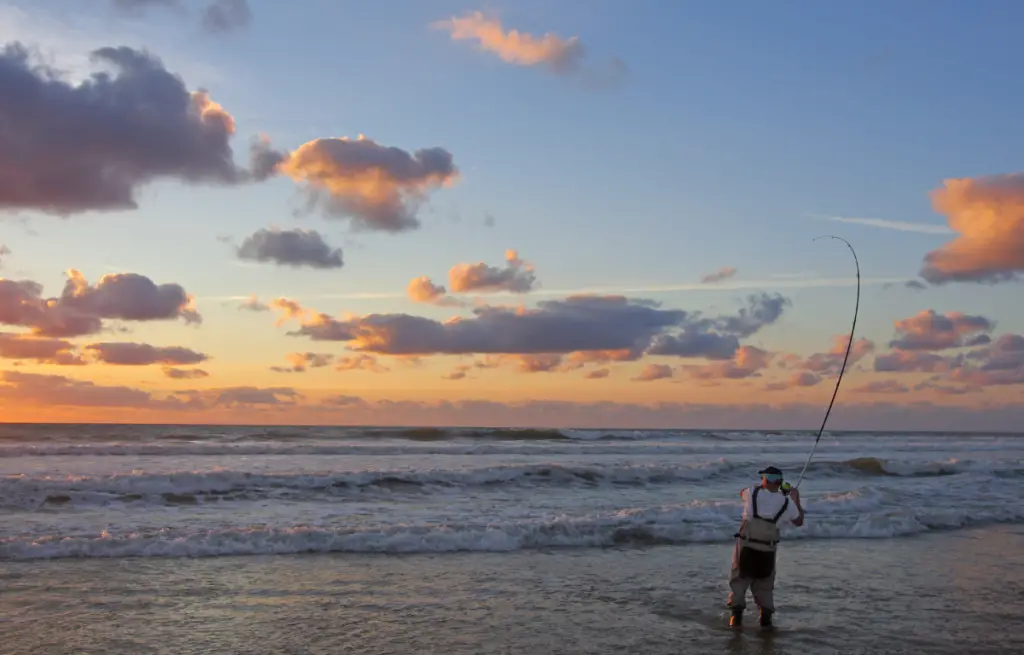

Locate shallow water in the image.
[2,525,1022,654]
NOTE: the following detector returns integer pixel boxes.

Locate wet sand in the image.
[3,524,1022,654]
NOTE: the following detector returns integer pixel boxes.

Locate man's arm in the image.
[788,488,805,526]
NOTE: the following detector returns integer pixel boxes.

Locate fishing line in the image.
[792,235,860,490]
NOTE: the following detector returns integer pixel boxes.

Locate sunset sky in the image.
[1,0,1022,430]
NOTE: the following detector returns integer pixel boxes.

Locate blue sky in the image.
[0,0,1021,427]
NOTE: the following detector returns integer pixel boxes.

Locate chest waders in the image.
[734,486,788,579]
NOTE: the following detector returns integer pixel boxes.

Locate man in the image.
[727,466,805,630]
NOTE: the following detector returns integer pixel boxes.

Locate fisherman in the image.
[727,466,805,630]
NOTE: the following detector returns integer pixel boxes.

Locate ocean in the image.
[2,425,1023,653]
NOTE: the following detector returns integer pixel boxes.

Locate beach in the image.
[2,426,1023,653]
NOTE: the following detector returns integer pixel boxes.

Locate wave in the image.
[828,456,1023,478]
[4,495,1021,560]
[0,460,740,510]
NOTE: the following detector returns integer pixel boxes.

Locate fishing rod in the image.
[791,235,860,490]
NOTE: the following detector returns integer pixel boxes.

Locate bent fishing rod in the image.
[791,235,861,490]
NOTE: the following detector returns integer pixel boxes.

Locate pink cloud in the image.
[448,250,537,294]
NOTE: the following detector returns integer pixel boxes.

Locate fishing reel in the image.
[780,482,792,496]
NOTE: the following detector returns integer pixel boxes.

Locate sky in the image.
[1,0,1023,430]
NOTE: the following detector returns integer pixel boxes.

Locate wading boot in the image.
[759,608,774,631]
[729,608,743,628]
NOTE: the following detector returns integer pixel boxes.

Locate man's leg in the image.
[726,541,750,625]
[750,561,777,627]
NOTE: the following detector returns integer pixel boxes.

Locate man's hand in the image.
[792,514,805,527]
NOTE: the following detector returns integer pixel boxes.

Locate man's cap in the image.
[758,466,783,477]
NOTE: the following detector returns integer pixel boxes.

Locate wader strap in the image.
[733,532,778,547]
[751,486,788,524]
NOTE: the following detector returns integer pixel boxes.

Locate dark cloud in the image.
[0,270,199,337]
[700,267,737,284]
[888,309,993,351]
[201,0,252,34]
[942,332,1024,388]
[0,43,244,215]
[0,244,9,268]
[252,136,458,232]
[0,333,84,365]
[873,350,962,373]
[237,228,344,269]
[646,331,739,360]
[335,354,388,373]
[285,295,688,356]
[163,367,209,379]
[713,293,790,338]
[85,342,208,366]
[276,291,789,363]
[213,386,301,406]
[448,250,536,293]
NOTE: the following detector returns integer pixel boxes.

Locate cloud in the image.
[270,351,334,373]
[432,11,584,74]
[633,364,673,382]
[163,367,209,379]
[251,135,458,232]
[283,295,685,356]
[0,244,9,267]
[873,350,961,373]
[920,174,1024,284]
[407,276,463,307]
[0,333,84,365]
[237,294,269,312]
[797,335,876,374]
[335,354,388,373]
[212,386,300,406]
[941,332,1024,388]
[765,370,822,391]
[685,345,774,380]
[236,228,344,269]
[200,0,251,34]
[888,309,993,351]
[109,0,251,34]
[853,379,910,394]
[0,269,199,337]
[276,292,789,368]
[585,368,610,380]
[449,250,537,293]
[700,267,737,284]
[84,342,208,365]
[0,371,182,408]
[814,214,953,235]
[0,42,244,215]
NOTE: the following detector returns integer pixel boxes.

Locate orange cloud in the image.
[633,364,673,382]
[448,250,537,294]
[0,333,84,365]
[889,309,992,351]
[336,354,388,373]
[921,173,1024,283]
[433,11,584,73]
[687,345,774,380]
[252,135,458,232]
[407,276,464,307]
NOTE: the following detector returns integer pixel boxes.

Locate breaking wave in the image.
[5,495,1022,560]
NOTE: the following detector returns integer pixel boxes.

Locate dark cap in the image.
[758,466,783,477]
